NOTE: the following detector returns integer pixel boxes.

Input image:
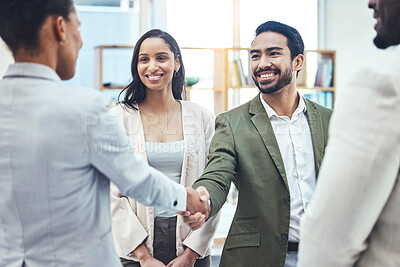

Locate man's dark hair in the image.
[255,21,305,60]
[119,29,186,109]
[0,0,74,56]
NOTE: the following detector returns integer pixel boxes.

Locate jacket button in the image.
[282,197,290,205]
[281,234,288,242]
[173,200,178,206]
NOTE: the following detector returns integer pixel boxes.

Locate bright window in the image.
[240,0,318,49]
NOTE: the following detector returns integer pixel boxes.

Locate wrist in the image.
[207,199,212,219]
[134,243,152,262]
[184,247,199,262]
[138,253,152,263]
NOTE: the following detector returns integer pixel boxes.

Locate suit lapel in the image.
[249,96,289,190]
[304,98,324,177]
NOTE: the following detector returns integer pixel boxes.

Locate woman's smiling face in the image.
[137,37,180,93]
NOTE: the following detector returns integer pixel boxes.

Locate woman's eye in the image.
[158,56,167,61]
[139,58,148,62]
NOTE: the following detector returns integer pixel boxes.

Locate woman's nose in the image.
[148,59,158,72]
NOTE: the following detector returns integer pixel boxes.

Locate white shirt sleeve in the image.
[87,95,187,212]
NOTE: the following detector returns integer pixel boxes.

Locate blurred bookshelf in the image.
[296,50,336,109]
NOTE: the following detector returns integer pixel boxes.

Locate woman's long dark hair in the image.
[119,29,186,109]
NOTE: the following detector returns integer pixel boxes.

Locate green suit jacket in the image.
[194,95,332,267]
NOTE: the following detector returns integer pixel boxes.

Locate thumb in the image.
[196,186,209,202]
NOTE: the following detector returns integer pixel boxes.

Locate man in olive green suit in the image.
[192,21,332,267]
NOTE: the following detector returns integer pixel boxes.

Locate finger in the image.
[177,211,190,216]
[182,212,202,222]
[187,213,205,226]
[181,212,202,225]
[196,186,210,202]
[200,194,208,202]
[187,214,206,230]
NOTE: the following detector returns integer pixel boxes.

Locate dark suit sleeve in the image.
[193,114,238,217]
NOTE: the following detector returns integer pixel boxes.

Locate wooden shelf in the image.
[94,45,134,91]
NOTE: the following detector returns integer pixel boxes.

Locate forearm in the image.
[183,247,199,262]
[194,114,237,216]
[133,243,152,262]
[89,103,187,213]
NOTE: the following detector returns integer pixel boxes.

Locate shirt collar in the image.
[259,92,307,119]
[3,62,62,82]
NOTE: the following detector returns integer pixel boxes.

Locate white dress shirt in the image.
[260,94,316,242]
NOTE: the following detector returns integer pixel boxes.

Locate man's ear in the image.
[293,54,305,72]
[54,16,67,43]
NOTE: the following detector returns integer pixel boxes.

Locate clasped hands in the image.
[178,186,210,230]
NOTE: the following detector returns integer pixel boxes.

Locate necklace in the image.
[139,105,178,134]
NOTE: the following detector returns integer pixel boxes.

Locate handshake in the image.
[179,186,211,230]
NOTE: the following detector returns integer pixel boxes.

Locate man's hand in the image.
[179,186,210,230]
[186,187,210,216]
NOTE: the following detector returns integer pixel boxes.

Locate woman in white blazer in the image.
[110,29,220,267]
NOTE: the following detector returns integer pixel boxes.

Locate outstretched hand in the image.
[178,186,210,230]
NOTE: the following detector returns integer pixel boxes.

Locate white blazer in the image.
[111,101,221,261]
[299,45,400,266]
[0,63,186,267]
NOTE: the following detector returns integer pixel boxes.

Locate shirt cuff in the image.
[173,184,187,211]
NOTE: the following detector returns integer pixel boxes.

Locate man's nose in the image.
[258,55,272,69]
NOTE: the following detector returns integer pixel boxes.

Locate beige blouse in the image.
[110,100,221,261]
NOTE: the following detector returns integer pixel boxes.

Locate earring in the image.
[60,39,68,46]
[174,70,178,77]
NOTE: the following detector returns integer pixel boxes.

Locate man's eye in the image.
[251,54,260,59]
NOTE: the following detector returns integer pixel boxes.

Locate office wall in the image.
[0,38,13,78]
[323,0,385,99]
